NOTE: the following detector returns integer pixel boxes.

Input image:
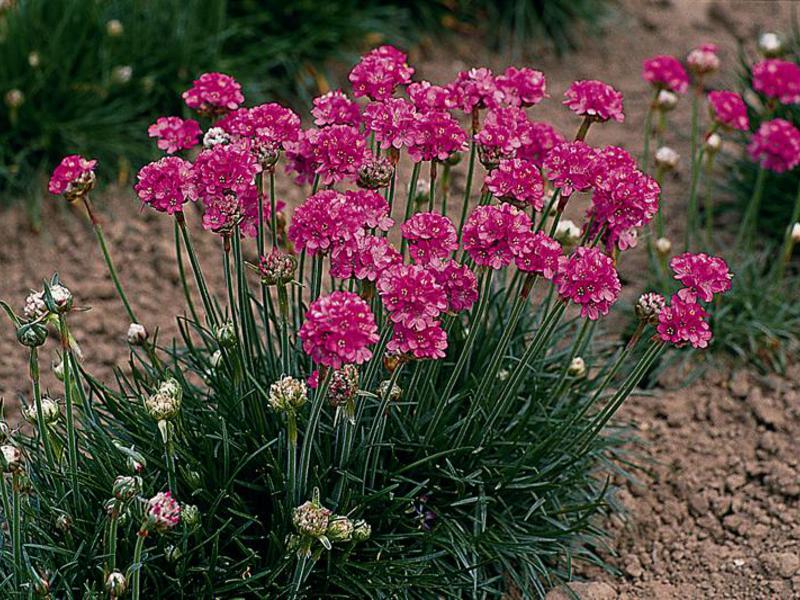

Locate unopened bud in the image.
[327,365,359,408]
[567,357,586,378]
[1,445,22,473]
[554,219,581,248]
[352,519,371,542]
[55,513,72,532]
[635,292,666,325]
[106,571,128,597]
[258,251,297,286]
[477,145,503,169]
[654,146,679,170]
[210,349,223,369]
[127,323,148,346]
[655,89,678,111]
[106,19,124,37]
[24,396,59,426]
[28,52,40,68]
[686,44,720,77]
[268,376,308,413]
[377,379,402,402]
[293,493,332,538]
[53,360,65,381]
[215,321,237,348]
[357,155,394,190]
[704,132,722,153]
[791,222,800,242]
[16,322,47,348]
[182,504,200,528]
[326,516,354,542]
[165,544,182,562]
[144,378,182,421]
[203,126,231,148]
[111,65,133,85]
[758,32,783,57]
[655,237,672,257]
[112,475,141,501]
[5,88,24,109]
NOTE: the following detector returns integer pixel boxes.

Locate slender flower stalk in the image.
[777,180,800,280]
[736,167,767,249]
[58,315,80,498]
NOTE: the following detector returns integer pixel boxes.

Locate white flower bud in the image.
[24,283,73,319]
[106,19,124,37]
[144,378,183,421]
[24,396,60,426]
[554,219,581,247]
[27,51,40,68]
[111,65,133,85]
[791,222,800,243]
[636,292,666,325]
[53,360,65,382]
[567,357,586,378]
[5,88,24,109]
[210,349,223,369]
[269,376,308,413]
[106,570,127,597]
[656,89,678,111]
[759,32,783,57]
[127,323,148,346]
[655,237,672,257]
[654,146,679,170]
[704,133,722,153]
[203,126,231,148]
[1,445,22,472]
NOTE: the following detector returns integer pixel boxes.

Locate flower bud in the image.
[112,475,141,501]
[352,519,372,542]
[326,516,354,542]
[106,19,124,37]
[759,32,784,57]
[1,444,22,473]
[210,349,223,369]
[636,292,666,325]
[203,126,231,148]
[144,491,181,534]
[258,251,297,286]
[144,378,182,421]
[55,513,72,532]
[182,504,200,528]
[254,140,281,170]
[4,89,24,109]
[554,219,581,249]
[357,155,394,190]
[327,365,359,408]
[127,323,148,346]
[567,357,586,378]
[106,570,128,597]
[655,89,678,111]
[655,237,672,258]
[16,322,48,347]
[654,146,679,171]
[383,352,402,373]
[686,44,720,77]
[215,321,237,348]
[52,359,65,381]
[477,144,503,169]
[111,65,133,85]
[165,544,182,562]
[28,51,40,68]
[292,497,332,538]
[791,222,800,243]
[268,376,308,413]
[704,132,722,153]
[377,379,402,403]
[24,396,59,426]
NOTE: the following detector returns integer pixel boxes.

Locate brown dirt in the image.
[1,1,798,598]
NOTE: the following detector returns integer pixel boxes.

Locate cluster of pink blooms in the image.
[543,141,600,197]
[707,91,749,131]
[554,247,621,320]
[48,154,97,196]
[147,116,201,154]
[134,157,197,214]
[144,491,181,535]
[349,45,414,101]
[182,72,244,116]
[670,252,733,302]
[642,55,690,94]
[401,212,458,264]
[485,158,545,209]
[462,204,531,270]
[752,59,800,105]
[747,118,800,173]
[311,90,362,127]
[563,80,624,123]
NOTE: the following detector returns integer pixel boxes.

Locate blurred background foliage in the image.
[0,0,603,214]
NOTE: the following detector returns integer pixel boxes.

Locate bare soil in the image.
[1,1,798,598]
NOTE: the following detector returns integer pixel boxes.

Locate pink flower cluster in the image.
[218,103,302,148]
[495,66,547,107]
[330,235,401,282]
[450,67,505,112]
[657,295,712,349]
[590,165,660,248]
[378,263,448,330]
[485,158,545,210]
[686,43,720,76]
[406,111,467,162]
[349,45,414,101]
[311,90,362,127]
[517,122,565,166]
[363,98,417,149]
[669,252,732,302]
[707,91,749,131]
[642,55,689,94]
[145,491,181,534]
[513,231,562,279]
[134,157,197,214]
[748,118,800,173]
[298,291,379,369]
[182,72,244,116]
[752,59,800,105]
[48,154,97,196]
[148,117,201,154]
[554,247,621,320]
[401,212,458,264]
[430,261,479,313]
[543,141,600,197]
[307,125,370,184]
[407,81,457,112]
[462,204,531,269]
[563,80,625,123]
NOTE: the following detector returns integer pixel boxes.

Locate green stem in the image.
[457,137,478,238]
[574,116,592,142]
[297,372,330,504]
[176,213,218,326]
[58,314,80,499]
[640,90,659,173]
[269,170,278,248]
[736,167,767,250]
[30,348,56,471]
[400,163,422,257]
[685,91,701,250]
[107,508,120,572]
[703,151,718,248]
[278,284,291,375]
[130,532,146,600]
[174,220,200,324]
[12,472,22,592]
[428,160,437,212]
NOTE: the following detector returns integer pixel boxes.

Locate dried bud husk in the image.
[377,379,402,403]
[567,357,586,378]
[357,155,394,190]
[1,444,22,473]
[326,516,354,542]
[55,513,72,532]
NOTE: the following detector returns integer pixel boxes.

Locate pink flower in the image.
[429,261,479,313]
[669,252,732,303]
[554,247,621,320]
[462,203,532,269]
[248,103,302,147]
[387,321,448,360]
[406,80,456,112]
[642,55,689,94]
[590,166,660,236]
[192,142,260,204]
[747,118,800,173]
[475,106,532,157]
[363,98,417,149]
[596,145,637,175]
[449,67,504,112]
[311,90,361,127]
[349,45,414,101]
[517,121,565,167]
[145,491,181,533]
[299,291,379,368]
[407,111,467,162]
[284,130,318,185]
[511,231,562,279]
[239,196,285,239]
[401,212,458,264]
[495,66,547,107]
[686,43,720,76]
[343,189,394,232]
[217,108,255,137]
[309,125,370,185]
[330,235,401,281]
[378,263,448,330]
[707,91,749,131]
[288,190,361,255]
[147,117,201,154]
[134,157,197,214]
[752,59,800,105]
[182,72,244,115]
[485,158,545,210]
[543,141,600,197]
[657,295,712,349]
[48,154,97,196]
[563,80,625,123]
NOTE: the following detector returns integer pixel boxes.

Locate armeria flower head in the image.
[349,45,414,101]
[642,55,690,94]
[635,292,666,325]
[406,80,456,112]
[475,106,532,157]
[429,261,478,313]
[357,155,394,190]
[363,98,417,149]
[686,43,720,76]
[747,118,800,173]
[590,166,660,236]
[485,158,545,210]
[752,59,800,104]
[134,157,197,214]
[298,291,379,368]
[387,321,448,360]
[248,103,302,148]
[182,72,244,116]
[707,90,749,131]
[147,116,201,154]
[543,141,600,197]
[554,246,621,320]
[330,234,401,281]
[217,108,255,138]
[288,190,362,255]
[283,130,318,185]
[239,194,285,239]
[596,145,637,175]
[407,111,467,162]
[517,121,565,167]
[669,252,732,302]
[309,125,370,185]
[657,294,712,348]
[144,491,181,534]
[311,90,361,127]
[48,154,97,197]
[462,203,532,269]
[511,230,562,279]
[563,80,625,123]
[377,263,448,330]
[449,67,504,112]
[192,142,260,203]
[401,212,458,264]
[495,66,547,107]
[344,189,394,231]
